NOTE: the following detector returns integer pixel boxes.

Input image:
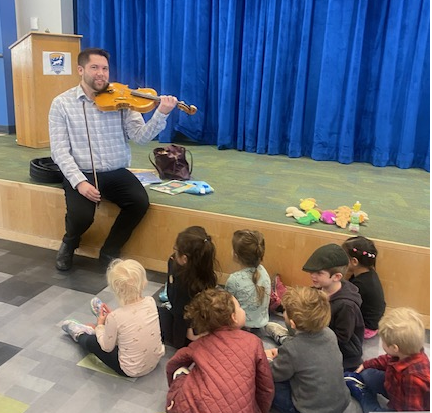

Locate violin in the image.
[94,82,197,115]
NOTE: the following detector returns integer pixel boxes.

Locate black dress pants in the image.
[62,168,149,255]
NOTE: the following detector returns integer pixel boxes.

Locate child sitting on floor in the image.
[345,307,430,412]
[61,259,164,377]
[225,229,271,330]
[165,288,274,413]
[302,243,364,370]
[265,286,356,413]
[342,236,386,339]
[158,226,218,349]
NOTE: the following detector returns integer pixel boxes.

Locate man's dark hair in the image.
[77,48,110,67]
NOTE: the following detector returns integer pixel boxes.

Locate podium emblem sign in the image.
[43,51,72,75]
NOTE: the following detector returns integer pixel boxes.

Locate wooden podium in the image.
[9,32,82,148]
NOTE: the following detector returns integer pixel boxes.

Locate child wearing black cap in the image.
[302,243,364,370]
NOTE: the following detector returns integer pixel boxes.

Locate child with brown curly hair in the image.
[165,288,274,413]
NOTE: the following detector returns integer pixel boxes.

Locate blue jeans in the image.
[272,380,299,413]
[359,369,390,412]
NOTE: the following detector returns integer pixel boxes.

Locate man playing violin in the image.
[49,47,177,271]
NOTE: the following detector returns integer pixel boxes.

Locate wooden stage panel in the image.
[0,179,429,326]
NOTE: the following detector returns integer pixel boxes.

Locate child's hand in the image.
[265,348,278,360]
[95,304,110,326]
[101,303,111,315]
[355,364,365,374]
[97,312,108,326]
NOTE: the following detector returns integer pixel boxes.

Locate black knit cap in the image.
[302,244,349,272]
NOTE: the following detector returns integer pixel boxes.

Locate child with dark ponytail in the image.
[159,226,219,349]
[342,236,386,339]
[225,229,271,330]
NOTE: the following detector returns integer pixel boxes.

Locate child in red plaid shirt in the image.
[345,307,430,412]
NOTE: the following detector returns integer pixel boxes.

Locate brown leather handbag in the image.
[149,144,193,180]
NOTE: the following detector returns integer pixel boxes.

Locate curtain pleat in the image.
[76,0,429,170]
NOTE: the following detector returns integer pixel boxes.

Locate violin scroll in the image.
[178,101,197,116]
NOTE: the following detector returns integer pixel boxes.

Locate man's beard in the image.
[83,73,109,93]
[91,78,109,92]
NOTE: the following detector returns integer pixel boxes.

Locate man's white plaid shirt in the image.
[49,85,168,189]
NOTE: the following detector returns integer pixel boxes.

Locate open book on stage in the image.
[149,180,194,195]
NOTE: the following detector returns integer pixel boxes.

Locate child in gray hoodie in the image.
[265,286,358,413]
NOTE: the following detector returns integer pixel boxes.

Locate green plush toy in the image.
[296,209,320,225]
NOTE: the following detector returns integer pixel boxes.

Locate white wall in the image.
[15,0,73,38]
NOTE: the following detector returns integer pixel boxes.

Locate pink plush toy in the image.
[320,210,336,225]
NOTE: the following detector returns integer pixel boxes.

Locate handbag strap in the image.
[148,151,163,177]
[185,149,193,175]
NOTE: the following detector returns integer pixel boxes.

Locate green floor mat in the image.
[77,354,137,382]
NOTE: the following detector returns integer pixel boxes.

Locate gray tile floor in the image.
[0,239,429,413]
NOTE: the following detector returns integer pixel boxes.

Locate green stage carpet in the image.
[0,134,429,247]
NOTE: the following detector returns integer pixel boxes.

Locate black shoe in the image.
[56,242,75,271]
[99,251,118,268]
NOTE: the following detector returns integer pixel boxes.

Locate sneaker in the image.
[90,296,103,317]
[265,322,289,345]
[344,371,366,402]
[364,328,378,339]
[61,319,95,342]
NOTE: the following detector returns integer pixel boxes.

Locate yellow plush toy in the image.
[299,198,317,212]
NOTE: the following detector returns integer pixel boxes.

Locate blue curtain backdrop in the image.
[76,0,430,171]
